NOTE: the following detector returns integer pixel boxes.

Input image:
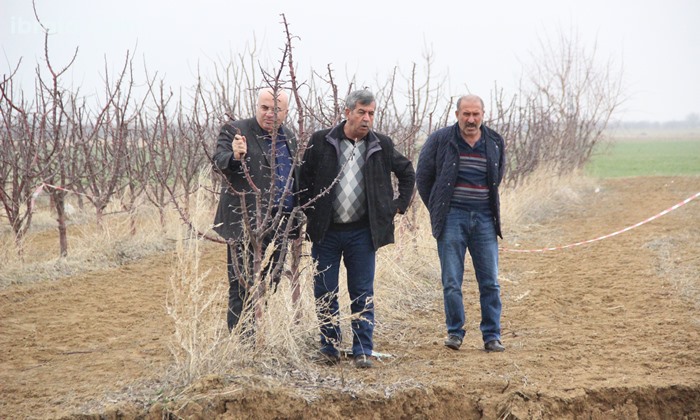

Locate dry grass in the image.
[0,202,177,287]
[161,184,319,392]
[0,170,599,388]
[498,169,601,250]
[500,168,599,228]
[159,187,445,393]
[10,169,697,397]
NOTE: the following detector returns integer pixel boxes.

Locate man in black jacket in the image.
[213,87,298,332]
[300,90,415,368]
[416,94,506,353]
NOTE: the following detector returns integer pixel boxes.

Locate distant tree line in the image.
[610,113,700,131]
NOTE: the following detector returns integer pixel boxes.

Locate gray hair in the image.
[345,89,375,110]
[456,94,485,111]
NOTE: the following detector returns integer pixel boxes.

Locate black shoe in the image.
[444,335,462,350]
[484,339,505,352]
[354,354,373,369]
[317,350,341,366]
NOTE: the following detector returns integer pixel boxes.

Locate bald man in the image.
[213,88,299,332]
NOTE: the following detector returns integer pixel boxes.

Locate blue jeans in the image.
[437,208,501,343]
[312,227,376,357]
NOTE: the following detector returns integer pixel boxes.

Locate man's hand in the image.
[232,134,247,160]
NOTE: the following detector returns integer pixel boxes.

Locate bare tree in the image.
[374,51,450,231]
[66,52,137,225]
[140,77,179,228]
[27,8,80,257]
[490,27,624,186]
[0,63,55,257]
[170,90,211,216]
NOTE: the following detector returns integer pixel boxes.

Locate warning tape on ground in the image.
[500,191,700,253]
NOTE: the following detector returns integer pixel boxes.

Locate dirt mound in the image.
[1,176,699,419]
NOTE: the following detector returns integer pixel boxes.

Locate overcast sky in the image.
[2,0,698,122]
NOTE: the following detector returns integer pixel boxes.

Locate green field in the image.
[586,138,700,178]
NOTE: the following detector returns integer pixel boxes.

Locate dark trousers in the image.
[311,227,376,357]
[226,234,284,332]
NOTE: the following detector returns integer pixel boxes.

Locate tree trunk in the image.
[54,192,69,257]
[289,236,303,324]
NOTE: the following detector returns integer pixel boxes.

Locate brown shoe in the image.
[484,339,505,352]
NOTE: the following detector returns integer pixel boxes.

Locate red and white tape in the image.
[500,191,700,253]
[33,183,97,199]
[30,183,98,211]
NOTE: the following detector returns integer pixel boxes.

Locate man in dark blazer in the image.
[213,88,298,332]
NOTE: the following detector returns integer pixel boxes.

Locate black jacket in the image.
[416,123,506,239]
[299,122,415,250]
[213,117,298,241]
